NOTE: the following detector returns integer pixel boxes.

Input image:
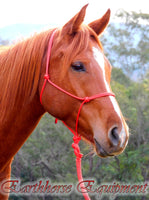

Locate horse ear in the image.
[62,4,88,35]
[88,9,111,36]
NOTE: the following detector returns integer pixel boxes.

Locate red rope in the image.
[72,135,91,200]
[40,29,57,104]
[40,29,115,200]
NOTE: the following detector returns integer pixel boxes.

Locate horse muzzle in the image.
[94,125,129,158]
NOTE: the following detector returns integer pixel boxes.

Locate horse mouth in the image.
[94,138,113,158]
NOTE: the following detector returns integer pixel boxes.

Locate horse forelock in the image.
[0,29,54,121]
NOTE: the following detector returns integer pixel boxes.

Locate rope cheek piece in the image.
[40,29,115,200]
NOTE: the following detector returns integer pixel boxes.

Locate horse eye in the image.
[71,62,86,72]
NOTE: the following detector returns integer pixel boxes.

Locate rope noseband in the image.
[40,29,115,200]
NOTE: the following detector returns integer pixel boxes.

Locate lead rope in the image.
[55,97,91,199]
[57,120,90,200]
[40,29,115,200]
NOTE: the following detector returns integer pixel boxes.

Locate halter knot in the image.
[84,97,90,103]
[73,135,81,144]
[44,74,50,80]
[72,143,83,158]
[72,136,83,158]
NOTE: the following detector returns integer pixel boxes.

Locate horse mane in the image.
[0,29,53,121]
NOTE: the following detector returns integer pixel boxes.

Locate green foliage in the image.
[101,9,149,79]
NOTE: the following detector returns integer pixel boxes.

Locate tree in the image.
[101,10,149,79]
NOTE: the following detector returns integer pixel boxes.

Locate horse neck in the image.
[0,31,51,170]
[0,93,45,171]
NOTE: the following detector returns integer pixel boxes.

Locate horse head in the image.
[39,5,129,158]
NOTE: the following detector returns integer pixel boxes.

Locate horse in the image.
[0,4,129,200]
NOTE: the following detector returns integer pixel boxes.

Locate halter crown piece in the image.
[40,29,115,200]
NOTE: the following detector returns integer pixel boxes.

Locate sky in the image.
[0,0,149,28]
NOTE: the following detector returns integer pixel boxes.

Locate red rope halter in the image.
[40,29,115,200]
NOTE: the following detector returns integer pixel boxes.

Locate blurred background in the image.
[0,0,149,200]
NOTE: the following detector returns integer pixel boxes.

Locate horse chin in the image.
[95,148,114,158]
[81,135,112,158]
[94,139,126,158]
[81,133,124,158]
[93,138,113,158]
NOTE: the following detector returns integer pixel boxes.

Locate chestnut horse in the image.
[0,5,129,199]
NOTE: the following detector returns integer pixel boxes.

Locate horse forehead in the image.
[92,47,105,70]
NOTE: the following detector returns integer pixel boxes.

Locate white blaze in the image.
[92,47,126,146]
[93,47,121,117]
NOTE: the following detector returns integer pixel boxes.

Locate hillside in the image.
[0,23,50,44]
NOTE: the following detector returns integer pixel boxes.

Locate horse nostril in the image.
[109,127,120,146]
